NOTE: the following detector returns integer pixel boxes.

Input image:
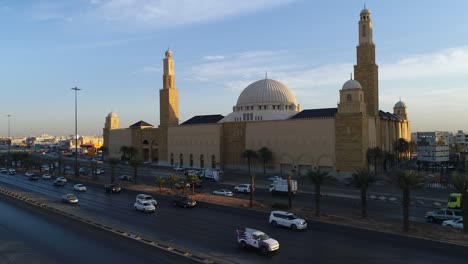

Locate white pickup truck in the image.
[236,228,279,254]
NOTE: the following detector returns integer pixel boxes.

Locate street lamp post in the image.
[5,114,11,168]
[71,87,81,178]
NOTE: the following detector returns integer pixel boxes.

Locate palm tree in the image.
[287,175,293,209]
[187,175,199,195]
[155,177,166,193]
[349,168,376,218]
[307,170,335,217]
[127,147,138,161]
[394,138,410,163]
[108,158,119,183]
[129,159,140,184]
[394,169,424,232]
[250,173,255,207]
[119,146,129,160]
[242,149,257,173]
[367,147,382,177]
[451,172,468,233]
[258,147,273,175]
[99,146,108,161]
[167,174,179,190]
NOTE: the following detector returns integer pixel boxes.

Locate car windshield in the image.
[258,234,270,240]
[144,196,153,200]
[142,201,151,206]
[286,214,298,220]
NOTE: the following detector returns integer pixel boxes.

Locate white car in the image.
[442,218,464,230]
[213,189,233,196]
[269,211,307,230]
[25,172,34,177]
[234,184,251,193]
[42,174,52,180]
[174,166,185,171]
[56,177,67,183]
[74,184,87,192]
[136,194,158,206]
[134,200,156,212]
[268,176,283,181]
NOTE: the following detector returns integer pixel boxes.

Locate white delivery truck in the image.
[236,228,279,254]
[269,179,298,194]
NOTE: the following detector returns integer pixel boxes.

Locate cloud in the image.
[203,55,225,60]
[81,0,295,30]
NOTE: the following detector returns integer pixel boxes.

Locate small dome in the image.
[342,79,362,90]
[394,100,406,108]
[107,112,118,118]
[165,49,172,57]
[236,79,298,106]
[360,8,371,15]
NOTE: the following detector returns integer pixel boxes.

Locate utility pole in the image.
[71,87,81,178]
[5,114,11,168]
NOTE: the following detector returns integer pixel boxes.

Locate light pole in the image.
[71,87,81,178]
[5,114,11,168]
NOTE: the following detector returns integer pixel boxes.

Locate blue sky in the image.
[1,0,468,137]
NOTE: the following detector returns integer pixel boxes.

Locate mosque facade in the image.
[103,8,410,177]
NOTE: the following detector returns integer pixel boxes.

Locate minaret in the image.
[354,7,379,117]
[159,49,179,127]
[103,112,120,153]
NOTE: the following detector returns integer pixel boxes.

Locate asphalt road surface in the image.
[0,195,198,264]
[1,173,468,264]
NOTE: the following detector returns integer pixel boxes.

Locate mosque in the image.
[103,8,410,177]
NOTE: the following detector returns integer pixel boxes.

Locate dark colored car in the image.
[53,180,66,186]
[173,195,196,208]
[104,184,122,193]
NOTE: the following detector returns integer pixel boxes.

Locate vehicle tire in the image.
[427,216,435,223]
[243,190,247,193]
[290,224,297,231]
[261,246,268,255]
[240,241,247,249]
[271,220,277,227]
[134,206,138,211]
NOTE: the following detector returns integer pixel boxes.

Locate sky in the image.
[1,0,468,137]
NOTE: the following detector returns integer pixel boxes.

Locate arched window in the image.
[179,154,183,167]
[347,94,352,102]
[211,155,216,169]
[142,140,149,145]
[200,154,204,168]
[170,153,174,166]
[189,154,193,167]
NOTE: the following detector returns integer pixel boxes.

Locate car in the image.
[173,195,196,208]
[8,168,16,175]
[79,168,88,175]
[53,180,66,186]
[136,194,158,206]
[268,176,283,181]
[42,174,52,180]
[104,184,122,193]
[442,218,464,230]
[234,184,251,193]
[134,200,156,212]
[25,172,34,177]
[56,177,67,183]
[96,168,105,175]
[74,184,87,192]
[174,166,185,171]
[0,168,8,174]
[425,208,463,223]
[62,194,78,204]
[118,175,133,182]
[27,173,39,181]
[174,181,190,189]
[213,189,233,196]
[269,211,308,230]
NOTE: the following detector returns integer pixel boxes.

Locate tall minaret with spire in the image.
[159,49,179,127]
[354,7,379,117]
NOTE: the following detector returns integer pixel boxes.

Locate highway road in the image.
[0,194,198,264]
[1,172,468,264]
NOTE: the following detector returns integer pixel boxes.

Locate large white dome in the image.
[236,79,298,106]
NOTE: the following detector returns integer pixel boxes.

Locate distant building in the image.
[417,132,449,163]
[454,130,468,152]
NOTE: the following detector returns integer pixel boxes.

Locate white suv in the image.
[136,194,158,206]
[234,184,251,193]
[269,211,307,230]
